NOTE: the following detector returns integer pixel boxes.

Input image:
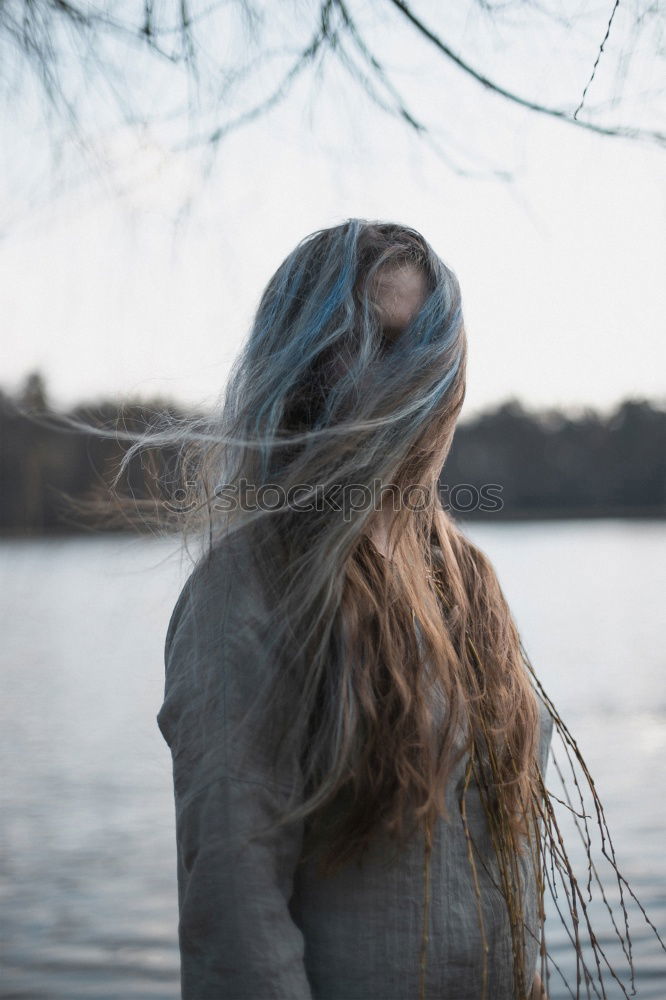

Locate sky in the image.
[1,1,664,420]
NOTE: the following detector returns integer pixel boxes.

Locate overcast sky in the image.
[1,1,664,419]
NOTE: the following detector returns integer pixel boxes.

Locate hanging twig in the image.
[574,0,622,120]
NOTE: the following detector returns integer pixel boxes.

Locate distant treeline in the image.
[1,372,665,534]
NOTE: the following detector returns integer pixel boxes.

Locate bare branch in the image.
[573,0,621,120]
[177,1,336,149]
[331,0,515,180]
[335,0,425,131]
[1,0,664,222]
[386,0,665,145]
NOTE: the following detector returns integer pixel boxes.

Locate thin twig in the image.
[574,0,621,120]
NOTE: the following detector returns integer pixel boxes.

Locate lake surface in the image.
[1,522,664,998]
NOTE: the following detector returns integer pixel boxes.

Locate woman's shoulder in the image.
[164,524,266,658]
[158,524,301,792]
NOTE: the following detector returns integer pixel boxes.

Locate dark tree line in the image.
[1,372,664,534]
[0,373,186,534]
[443,397,666,519]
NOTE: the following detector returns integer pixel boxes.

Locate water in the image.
[0,522,664,999]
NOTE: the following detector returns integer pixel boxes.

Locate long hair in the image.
[36,218,664,999]
[168,218,545,995]
[211,219,541,843]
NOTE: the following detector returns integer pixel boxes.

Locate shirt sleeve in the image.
[157,543,313,1000]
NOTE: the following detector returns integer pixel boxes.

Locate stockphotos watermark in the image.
[164,479,503,519]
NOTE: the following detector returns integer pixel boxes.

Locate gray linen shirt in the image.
[157,533,553,1000]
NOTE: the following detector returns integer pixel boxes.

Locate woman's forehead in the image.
[372,263,429,338]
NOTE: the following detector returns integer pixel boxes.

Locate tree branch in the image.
[332,0,512,179]
[573,0,621,120]
[178,0,336,149]
[386,0,665,145]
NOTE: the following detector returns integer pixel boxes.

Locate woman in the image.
[152,221,603,999]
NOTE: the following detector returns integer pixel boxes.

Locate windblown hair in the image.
[218,223,540,837]
[45,218,662,1000]
[171,219,544,996]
